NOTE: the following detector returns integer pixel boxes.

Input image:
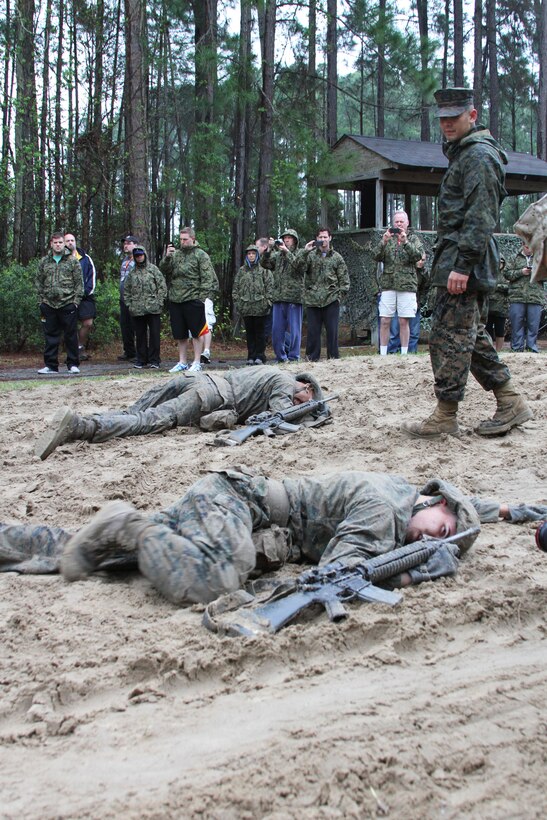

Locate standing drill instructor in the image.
[403,88,532,439]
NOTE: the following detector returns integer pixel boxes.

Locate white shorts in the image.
[379,290,417,318]
[204,298,216,328]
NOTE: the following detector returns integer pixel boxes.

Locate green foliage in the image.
[90,278,122,348]
[0,261,43,352]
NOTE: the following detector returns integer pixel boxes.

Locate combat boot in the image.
[35,407,96,461]
[61,501,148,581]
[475,380,534,436]
[401,401,460,439]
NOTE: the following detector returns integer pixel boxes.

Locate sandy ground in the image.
[1,353,546,819]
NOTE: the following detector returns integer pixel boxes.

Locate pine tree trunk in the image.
[256,0,276,238]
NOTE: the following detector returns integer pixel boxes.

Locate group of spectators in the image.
[35,216,544,376]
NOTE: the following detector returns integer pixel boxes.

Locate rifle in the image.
[213,394,338,447]
[203,527,479,636]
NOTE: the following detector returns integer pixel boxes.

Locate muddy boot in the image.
[475,380,534,436]
[61,501,147,581]
[35,407,95,461]
[401,401,460,439]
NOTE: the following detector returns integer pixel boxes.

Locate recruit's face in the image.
[292,383,315,404]
[439,108,477,143]
[405,498,457,543]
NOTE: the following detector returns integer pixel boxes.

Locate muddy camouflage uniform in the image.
[2,470,499,603]
[61,366,324,443]
[429,126,511,401]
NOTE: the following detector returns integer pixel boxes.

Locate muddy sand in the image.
[0,353,546,819]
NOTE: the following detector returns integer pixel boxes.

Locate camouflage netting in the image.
[332,230,525,344]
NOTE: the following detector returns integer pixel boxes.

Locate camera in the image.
[274,239,283,247]
[390,227,401,235]
[535,521,547,552]
[315,239,323,248]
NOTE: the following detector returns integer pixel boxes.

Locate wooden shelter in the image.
[323,135,547,228]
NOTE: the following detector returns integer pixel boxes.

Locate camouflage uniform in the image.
[428,126,511,402]
[36,248,85,371]
[261,230,305,362]
[159,242,218,303]
[54,366,324,444]
[504,249,546,352]
[374,232,424,292]
[3,470,490,604]
[233,249,274,363]
[124,248,167,367]
[301,246,350,360]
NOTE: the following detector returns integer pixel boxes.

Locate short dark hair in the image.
[316,226,331,237]
[179,226,195,239]
[50,231,64,241]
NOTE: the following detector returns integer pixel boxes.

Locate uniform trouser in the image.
[133,313,161,365]
[86,374,224,442]
[1,474,288,605]
[243,315,267,361]
[429,289,511,402]
[272,302,303,361]
[509,302,542,352]
[41,303,80,369]
[119,297,136,358]
[388,311,421,353]
[305,301,340,360]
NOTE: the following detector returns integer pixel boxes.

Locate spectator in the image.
[232,244,273,365]
[64,232,96,361]
[200,298,216,364]
[301,227,350,361]
[160,227,218,373]
[261,229,304,362]
[504,243,545,353]
[387,252,429,354]
[123,246,167,369]
[118,235,138,361]
[485,257,509,352]
[375,211,425,355]
[36,232,84,375]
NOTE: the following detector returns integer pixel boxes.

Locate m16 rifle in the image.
[203,527,480,636]
[213,394,338,446]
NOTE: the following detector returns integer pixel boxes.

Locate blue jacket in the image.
[77,247,97,296]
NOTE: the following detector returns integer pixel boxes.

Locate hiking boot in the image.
[35,407,94,460]
[401,401,460,439]
[61,501,146,581]
[475,380,534,436]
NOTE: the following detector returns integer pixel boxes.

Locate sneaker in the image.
[246,358,255,366]
[169,362,189,373]
[200,349,211,364]
[37,366,58,375]
[133,363,144,369]
[149,363,160,369]
[68,365,80,374]
[254,358,264,365]
[189,361,202,372]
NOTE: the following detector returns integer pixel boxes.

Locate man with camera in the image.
[504,242,545,353]
[260,230,304,362]
[374,210,425,356]
[301,227,349,361]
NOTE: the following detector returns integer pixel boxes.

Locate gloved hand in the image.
[408,543,460,586]
[507,504,547,523]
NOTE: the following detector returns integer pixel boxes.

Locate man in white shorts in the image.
[374,210,425,355]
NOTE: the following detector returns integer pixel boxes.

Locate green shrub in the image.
[91,278,122,348]
[0,261,43,352]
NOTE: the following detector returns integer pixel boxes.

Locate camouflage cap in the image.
[420,478,480,553]
[433,87,474,118]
